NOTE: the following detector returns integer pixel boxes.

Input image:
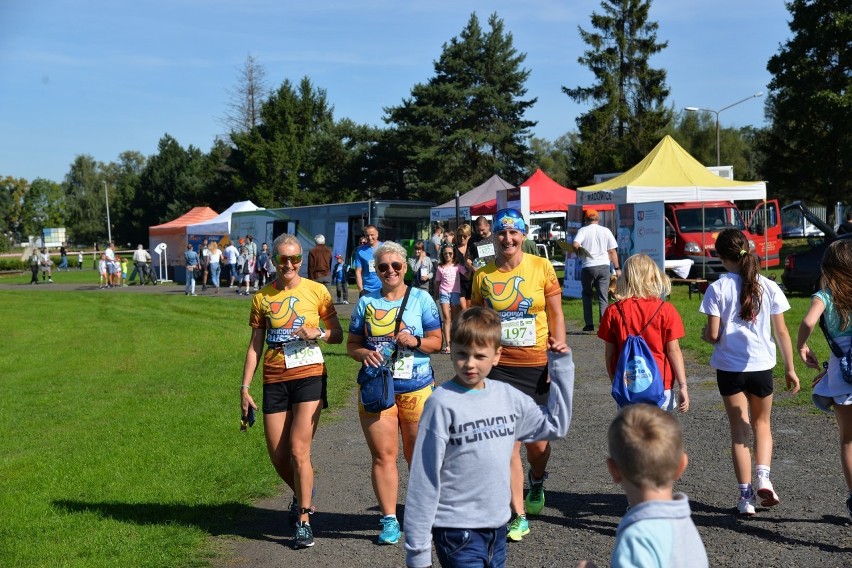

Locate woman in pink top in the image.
[434,244,467,353]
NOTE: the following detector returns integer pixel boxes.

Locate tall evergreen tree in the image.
[564,0,672,184]
[127,135,206,244]
[228,77,340,207]
[0,176,30,248]
[761,0,851,205]
[385,12,536,203]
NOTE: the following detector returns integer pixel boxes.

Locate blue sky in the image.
[0,0,791,183]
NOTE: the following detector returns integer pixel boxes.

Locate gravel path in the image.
[211,301,852,568]
[4,281,849,566]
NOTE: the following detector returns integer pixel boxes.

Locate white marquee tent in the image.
[186,200,263,235]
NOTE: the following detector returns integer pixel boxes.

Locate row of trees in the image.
[2,0,848,251]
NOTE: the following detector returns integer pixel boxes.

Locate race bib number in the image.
[477,243,495,259]
[368,259,376,273]
[284,341,324,368]
[501,318,536,347]
[392,348,414,379]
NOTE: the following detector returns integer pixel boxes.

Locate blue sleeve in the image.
[415,289,441,332]
[349,297,367,336]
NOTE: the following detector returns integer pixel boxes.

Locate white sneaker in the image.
[737,493,756,516]
[755,476,780,507]
[343,300,349,304]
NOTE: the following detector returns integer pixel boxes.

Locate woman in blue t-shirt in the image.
[347,241,442,545]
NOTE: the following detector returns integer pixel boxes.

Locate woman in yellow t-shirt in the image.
[472,208,568,542]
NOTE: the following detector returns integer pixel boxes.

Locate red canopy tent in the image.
[470,169,576,215]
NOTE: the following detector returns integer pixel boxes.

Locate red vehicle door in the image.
[748,199,782,268]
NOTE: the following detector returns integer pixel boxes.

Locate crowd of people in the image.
[231,207,852,567]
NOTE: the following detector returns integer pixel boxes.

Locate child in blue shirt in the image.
[579,404,707,568]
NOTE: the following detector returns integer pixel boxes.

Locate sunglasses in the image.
[276,254,303,265]
[377,261,404,273]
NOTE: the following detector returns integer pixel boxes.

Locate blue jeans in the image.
[581,264,611,327]
[209,262,221,288]
[58,256,68,271]
[433,526,507,568]
[185,267,196,295]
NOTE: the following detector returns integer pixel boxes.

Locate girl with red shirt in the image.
[598,253,690,413]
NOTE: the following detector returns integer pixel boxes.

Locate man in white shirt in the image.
[572,209,620,332]
[224,241,239,287]
[131,244,152,285]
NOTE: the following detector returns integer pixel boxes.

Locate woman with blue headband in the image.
[471,207,569,542]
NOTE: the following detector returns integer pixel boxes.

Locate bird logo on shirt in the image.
[267,296,304,330]
[365,304,409,337]
[481,275,531,314]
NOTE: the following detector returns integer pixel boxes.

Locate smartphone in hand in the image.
[240,406,256,431]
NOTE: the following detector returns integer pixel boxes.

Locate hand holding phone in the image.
[240,406,256,431]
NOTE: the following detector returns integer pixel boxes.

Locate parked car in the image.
[781,202,824,238]
[781,202,849,294]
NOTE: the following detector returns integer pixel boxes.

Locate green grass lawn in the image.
[0,289,360,568]
[0,270,828,566]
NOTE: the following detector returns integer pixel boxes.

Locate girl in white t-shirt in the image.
[796,239,852,520]
[699,229,800,516]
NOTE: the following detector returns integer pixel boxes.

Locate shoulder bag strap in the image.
[391,286,414,358]
[819,313,845,359]
[639,300,666,335]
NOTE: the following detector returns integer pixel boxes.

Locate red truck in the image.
[664,200,782,279]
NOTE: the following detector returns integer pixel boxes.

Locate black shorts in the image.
[716,369,774,398]
[459,276,473,300]
[262,375,328,414]
[488,364,549,406]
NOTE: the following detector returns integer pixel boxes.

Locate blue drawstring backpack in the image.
[611,300,665,408]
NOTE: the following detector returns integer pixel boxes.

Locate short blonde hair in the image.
[608,404,683,490]
[272,233,301,253]
[375,241,407,264]
[456,223,472,238]
[614,253,671,300]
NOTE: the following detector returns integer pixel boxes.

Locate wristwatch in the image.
[414,336,422,350]
[318,328,327,341]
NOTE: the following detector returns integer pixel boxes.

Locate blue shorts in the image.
[439,292,461,306]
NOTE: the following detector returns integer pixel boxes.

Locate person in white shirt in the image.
[224,242,240,287]
[573,209,619,332]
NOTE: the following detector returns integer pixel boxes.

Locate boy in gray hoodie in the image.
[404,306,574,568]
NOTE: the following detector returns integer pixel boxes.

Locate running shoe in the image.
[525,471,548,515]
[293,522,315,548]
[377,516,400,545]
[755,476,780,507]
[506,514,529,542]
[737,493,756,516]
[288,496,300,528]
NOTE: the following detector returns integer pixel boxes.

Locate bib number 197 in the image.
[500,319,535,347]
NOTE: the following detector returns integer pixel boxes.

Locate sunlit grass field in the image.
[0,267,826,566]
[0,288,360,568]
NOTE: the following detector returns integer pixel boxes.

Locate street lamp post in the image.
[103,181,112,244]
[685,92,763,166]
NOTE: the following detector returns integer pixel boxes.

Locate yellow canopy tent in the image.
[577,135,766,205]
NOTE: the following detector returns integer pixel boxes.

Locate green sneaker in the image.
[524,471,548,515]
[506,514,529,542]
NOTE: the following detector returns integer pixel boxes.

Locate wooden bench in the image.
[670,278,708,300]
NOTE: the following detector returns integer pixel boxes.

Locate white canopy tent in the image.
[186,200,263,235]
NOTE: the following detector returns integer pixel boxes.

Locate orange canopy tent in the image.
[149,207,218,266]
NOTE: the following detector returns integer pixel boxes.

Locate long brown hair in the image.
[820,239,852,331]
[715,229,761,321]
